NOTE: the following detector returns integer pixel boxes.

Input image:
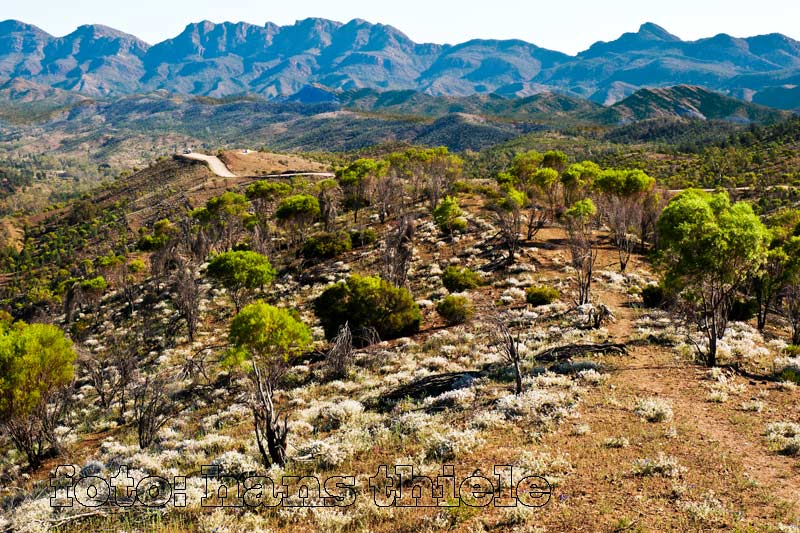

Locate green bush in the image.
[80,276,107,293]
[137,218,176,251]
[525,285,560,306]
[441,266,482,293]
[451,180,474,194]
[641,285,666,308]
[433,196,467,235]
[349,228,378,248]
[302,231,352,260]
[314,275,421,344]
[778,367,800,385]
[436,295,474,325]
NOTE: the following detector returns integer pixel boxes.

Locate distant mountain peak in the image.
[0,17,799,108]
[638,22,680,41]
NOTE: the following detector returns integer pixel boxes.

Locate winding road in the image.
[178,153,237,178]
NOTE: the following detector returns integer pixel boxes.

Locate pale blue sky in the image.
[4,0,799,55]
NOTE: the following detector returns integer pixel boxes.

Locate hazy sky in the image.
[4,0,800,55]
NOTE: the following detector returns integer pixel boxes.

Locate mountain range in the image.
[1,18,800,109]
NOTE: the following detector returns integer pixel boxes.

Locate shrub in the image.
[451,180,474,194]
[302,231,352,260]
[349,228,377,248]
[245,181,292,202]
[631,453,684,478]
[641,284,665,308]
[80,276,107,293]
[525,285,560,306]
[634,397,673,423]
[275,194,321,242]
[433,196,467,235]
[774,354,800,384]
[314,275,421,344]
[436,295,474,325]
[127,259,147,274]
[765,422,800,456]
[441,266,481,293]
[137,218,176,251]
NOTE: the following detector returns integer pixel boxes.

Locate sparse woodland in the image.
[0,139,799,533]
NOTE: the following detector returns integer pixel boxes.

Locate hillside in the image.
[0,148,799,531]
[2,18,800,104]
[597,85,791,124]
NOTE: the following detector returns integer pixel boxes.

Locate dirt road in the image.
[178,153,237,178]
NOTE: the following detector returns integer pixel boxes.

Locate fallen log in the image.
[534,342,627,363]
[377,371,482,410]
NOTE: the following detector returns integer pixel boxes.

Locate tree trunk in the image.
[513,359,523,395]
[707,331,717,367]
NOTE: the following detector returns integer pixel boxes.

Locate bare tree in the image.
[487,192,523,267]
[3,385,73,468]
[373,173,405,223]
[490,318,524,395]
[107,322,144,424]
[564,200,598,306]
[133,374,179,449]
[784,281,800,345]
[324,322,355,381]
[525,200,549,241]
[316,179,342,231]
[79,345,119,412]
[382,216,416,287]
[172,261,202,341]
[252,364,289,468]
[600,195,643,272]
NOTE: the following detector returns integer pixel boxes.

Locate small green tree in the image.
[0,321,76,467]
[207,251,276,311]
[274,194,321,244]
[433,196,467,237]
[387,147,463,211]
[532,168,561,220]
[191,192,252,251]
[314,274,421,345]
[227,302,312,468]
[487,186,525,266]
[657,190,769,366]
[336,159,387,223]
[137,218,177,251]
[542,150,568,173]
[508,151,551,240]
[561,161,600,207]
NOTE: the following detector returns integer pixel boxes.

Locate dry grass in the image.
[3,207,800,533]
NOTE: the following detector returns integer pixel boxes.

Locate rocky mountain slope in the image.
[2,18,800,107]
